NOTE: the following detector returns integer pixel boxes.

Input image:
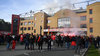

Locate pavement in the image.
[0,43,87,56]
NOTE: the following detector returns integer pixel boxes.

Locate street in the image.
[0,44,75,56]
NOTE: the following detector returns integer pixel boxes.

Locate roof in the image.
[73,9,87,13]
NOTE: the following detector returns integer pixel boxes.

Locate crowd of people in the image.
[0,33,100,54]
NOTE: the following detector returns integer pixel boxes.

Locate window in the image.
[34,29,36,33]
[89,9,92,14]
[24,22,27,25]
[28,27,30,30]
[24,27,26,30]
[58,17,70,27]
[80,16,86,21]
[90,18,93,23]
[80,24,87,28]
[28,22,30,25]
[20,27,23,30]
[34,23,36,27]
[90,28,93,33]
[13,18,18,23]
[21,23,23,25]
[48,20,51,23]
[32,27,33,30]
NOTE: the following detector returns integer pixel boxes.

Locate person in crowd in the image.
[60,35,64,47]
[16,34,20,43]
[24,33,30,50]
[43,34,47,44]
[64,35,70,49]
[0,33,5,45]
[93,37,98,48]
[71,36,76,49]
[35,34,39,46]
[0,33,2,45]
[6,33,12,50]
[12,35,17,50]
[37,35,43,50]
[81,36,85,48]
[84,36,89,48]
[57,35,63,47]
[75,36,82,54]
[97,36,100,48]
[29,33,36,50]
[89,36,93,44]
[47,35,52,50]
[20,34,24,45]
[55,35,59,47]
[51,34,56,45]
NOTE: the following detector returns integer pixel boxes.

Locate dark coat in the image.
[6,35,12,43]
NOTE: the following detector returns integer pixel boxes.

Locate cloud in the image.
[43,0,74,14]
[0,0,98,22]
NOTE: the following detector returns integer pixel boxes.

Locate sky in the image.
[0,0,99,23]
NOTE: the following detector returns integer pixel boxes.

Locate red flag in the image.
[38,36,40,42]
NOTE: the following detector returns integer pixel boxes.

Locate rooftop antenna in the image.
[30,10,32,13]
[19,0,96,18]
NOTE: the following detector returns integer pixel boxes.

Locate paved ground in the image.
[0,44,33,56]
[16,47,75,56]
[0,44,85,56]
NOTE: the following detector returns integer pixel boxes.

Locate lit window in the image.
[48,20,51,23]
[24,22,27,25]
[28,27,30,30]
[80,24,87,28]
[90,28,93,33]
[89,9,92,14]
[80,16,86,21]
[90,18,93,23]
[28,22,31,25]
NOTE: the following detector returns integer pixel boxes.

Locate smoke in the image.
[43,0,74,15]
[58,9,83,36]
[43,0,86,36]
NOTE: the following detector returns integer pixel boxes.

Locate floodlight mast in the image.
[19,0,96,17]
[72,0,96,8]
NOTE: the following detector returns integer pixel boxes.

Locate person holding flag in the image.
[37,35,43,50]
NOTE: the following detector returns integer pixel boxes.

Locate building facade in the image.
[87,2,100,37]
[11,2,100,37]
[18,12,48,35]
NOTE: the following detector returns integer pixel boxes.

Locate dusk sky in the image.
[0,0,99,23]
